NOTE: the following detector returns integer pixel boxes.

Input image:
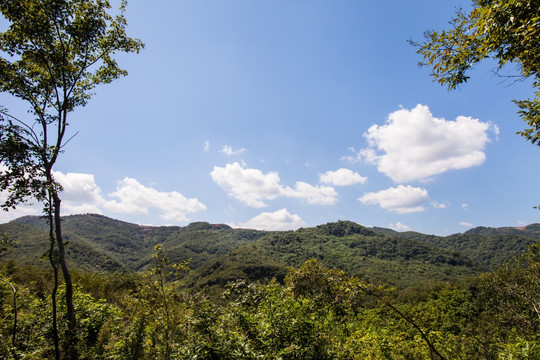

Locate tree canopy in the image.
[414,0,540,145]
[0,0,144,220]
[0,1,143,358]
[0,0,144,203]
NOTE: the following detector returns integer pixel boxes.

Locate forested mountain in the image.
[375,223,540,269]
[1,214,539,359]
[2,214,538,290]
[2,214,267,273]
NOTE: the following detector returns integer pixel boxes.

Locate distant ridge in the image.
[10,213,540,240]
[1,214,539,289]
[464,223,540,238]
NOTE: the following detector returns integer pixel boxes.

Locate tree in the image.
[287,260,448,360]
[0,0,143,358]
[479,245,540,336]
[413,0,540,145]
[0,234,18,359]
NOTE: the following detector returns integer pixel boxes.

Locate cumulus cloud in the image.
[106,177,207,222]
[283,182,339,205]
[220,145,246,156]
[210,162,338,208]
[53,172,107,214]
[389,222,412,231]
[319,168,367,186]
[360,104,494,182]
[210,163,283,207]
[236,208,306,231]
[0,164,42,221]
[358,185,429,214]
[55,172,206,222]
[0,171,207,223]
[460,221,473,227]
[0,171,106,221]
[0,199,40,222]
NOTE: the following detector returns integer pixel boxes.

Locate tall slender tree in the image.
[0,1,143,358]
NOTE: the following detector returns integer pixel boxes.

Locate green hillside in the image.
[3,215,538,290]
[252,222,482,288]
[385,224,540,269]
[1,215,539,359]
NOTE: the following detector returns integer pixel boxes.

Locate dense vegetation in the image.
[0,215,539,359]
[4,214,539,290]
[0,243,539,359]
[413,0,540,145]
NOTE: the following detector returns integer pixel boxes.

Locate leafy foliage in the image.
[2,215,539,291]
[0,1,144,356]
[414,232,539,269]
[0,111,47,210]
[256,226,482,288]
[184,244,288,297]
[1,245,539,359]
[315,220,376,237]
[413,0,540,145]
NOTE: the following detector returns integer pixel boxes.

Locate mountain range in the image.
[1,214,539,290]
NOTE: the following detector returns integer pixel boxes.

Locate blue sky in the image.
[1,0,539,235]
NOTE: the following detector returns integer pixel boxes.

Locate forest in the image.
[0,215,539,359]
[1,0,540,359]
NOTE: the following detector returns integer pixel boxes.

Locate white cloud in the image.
[220,145,246,156]
[0,164,42,221]
[236,208,306,231]
[462,203,469,210]
[460,221,473,227]
[358,185,429,214]
[284,182,339,205]
[389,222,412,231]
[0,171,107,220]
[360,104,494,182]
[342,147,361,163]
[54,172,206,222]
[106,177,207,222]
[319,168,367,186]
[431,200,447,209]
[0,200,41,222]
[210,162,338,208]
[210,162,283,207]
[53,172,106,214]
[0,171,207,224]
[204,141,210,152]
[493,124,500,140]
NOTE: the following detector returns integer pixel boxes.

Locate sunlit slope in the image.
[2,215,538,289]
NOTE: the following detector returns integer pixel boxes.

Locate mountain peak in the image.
[315,220,376,237]
[183,222,232,231]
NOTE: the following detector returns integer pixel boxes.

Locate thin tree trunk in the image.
[52,191,77,360]
[47,197,61,360]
